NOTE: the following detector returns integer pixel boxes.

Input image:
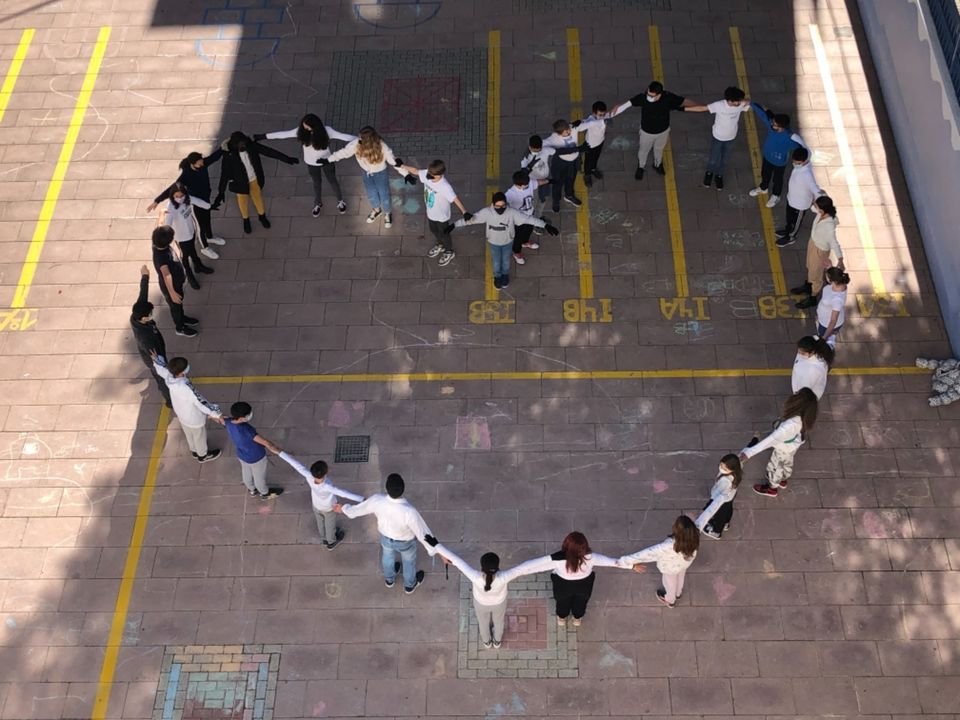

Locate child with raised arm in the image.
[278,453,364,550]
[618,515,700,607]
[435,544,548,649]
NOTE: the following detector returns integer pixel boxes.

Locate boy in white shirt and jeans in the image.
[278,453,364,550]
[692,86,750,191]
[399,159,470,267]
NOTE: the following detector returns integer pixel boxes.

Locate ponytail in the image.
[480,552,500,592]
[814,194,837,219]
[797,335,835,368]
[825,266,850,286]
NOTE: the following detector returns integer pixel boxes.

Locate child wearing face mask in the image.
[571,100,629,187]
[224,402,284,500]
[150,352,224,463]
[505,170,548,265]
[520,135,555,214]
[694,454,743,539]
[162,182,214,290]
[542,119,588,212]
[748,103,807,208]
[277,453,364,549]
[775,147,823,248]
[791,335,834,399]
[614,81,698,180]
[451,192,559,289]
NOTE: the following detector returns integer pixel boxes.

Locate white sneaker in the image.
[438,251,455,267]
[766,194,780,208]
[383,213,393,228]
[513,253,526,265]
[748,187,766,197]
[427,244,444,258]
[207,236,226,245]
[200,246,219,260]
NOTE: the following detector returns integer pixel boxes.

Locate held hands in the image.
[213,415,226,426]
[333,503,344,514]
[315,158,329,166]
[404,174,417,186]
[631,563,647,574]
[571,119,582,128]
[394,158,404,167]
[544,224,559,236]
[252,133,266,141]
[462,212,473,222]
[140,264,149,277]
[424,534,439,547]
[289,157,300,165]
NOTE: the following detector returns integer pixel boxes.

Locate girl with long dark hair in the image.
[792,335,834,400]
[618,516,700,608]
[257,114,355,217]
[816,267,850,348]
[695,454,742,539]
[161,182,214,290]
[148,150,225,259]
[741,387,819,498]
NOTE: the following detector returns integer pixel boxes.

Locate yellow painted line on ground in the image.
[194,366,926,385]
[11,25,111,309]
[566,27,594,299]
[92,406,168,720]
[808,23,886,294]
[0,28,34,124]
[729,26,788,296]
[649,25,689,298]
[484,29,501,301]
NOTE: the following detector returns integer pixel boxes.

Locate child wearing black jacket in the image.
[214,131,299,234]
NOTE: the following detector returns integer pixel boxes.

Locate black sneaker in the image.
[653,163,666,175]
[384,578,395,589]
[242,218,252,234]
[552,203,560,213]
[593,169,604,179]
[493,276,502,289]
[258,487,284,499]
[196,264,214,274]
[795,296,819,309]
[584,174,593,187]
[747,436,760,447]
[634,166,644,180]
[326,528,345,550]
[492,639,502,649]
[404,570,425,595]
[501,274,509,288]
[182,316,200,326]
[656,588,675,607]
[175,327,199,337]
[703,171,713,188]
[775,235,796,248]
[188,277,201,290]
[791,282,812,296]
[312,204,322,218]
[714,175,724,190]
[337,200,347,214]
[197,448,222,463]
[248,488,259,497]
[563,195,582,207]
[258,214,271,229]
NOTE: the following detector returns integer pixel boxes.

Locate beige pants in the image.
[180,423,208,457]
[806,241,831,295]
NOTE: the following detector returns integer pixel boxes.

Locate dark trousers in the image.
[428,219,452,251]
[194,206,213,248]
[583,142,604,177]
[702,499,734,535]
[307,162,343,204]
[177,239,205,285]
[551,572,596,619]
[760,159,786,196]
[160,286,186,331]
[550,157,578,206]
[512,223,533,254]
[537,182,550,203]
[781,205,806,238]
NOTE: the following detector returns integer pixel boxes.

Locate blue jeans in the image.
[490,243,512,278]
[361,169,391,212]
[380,534,418,588]
[707,137,732,175]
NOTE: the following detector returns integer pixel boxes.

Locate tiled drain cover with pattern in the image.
[154,645,280,720]
[334,435,371,463]
[457,573,579,678]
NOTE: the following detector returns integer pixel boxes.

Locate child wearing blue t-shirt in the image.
[224,401,284,499]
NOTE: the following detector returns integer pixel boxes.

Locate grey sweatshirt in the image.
[454,206,546,246]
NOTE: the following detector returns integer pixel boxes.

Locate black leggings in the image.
[512,223,533,254]
[552,572,595,619]
[194,205,213,248]
[177,238,208,283]
[702,499,735,535]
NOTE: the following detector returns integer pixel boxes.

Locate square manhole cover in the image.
[334,435,371,463]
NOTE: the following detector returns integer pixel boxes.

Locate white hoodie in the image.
[163,196,210,245]
[152,357,221,428]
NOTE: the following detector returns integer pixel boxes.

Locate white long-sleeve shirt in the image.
[575,106,628,147]
[741,416,804,458]
[454,206,545,246]
[277,452,364,511]
[265,126,357,165]
[792,353,829,399]
[520,551,619,581]
[619,538,697,575]
[163,196,209,244]
[437,544,546,606]
[341,493,436,553]
[152,357,221,428]
[542,132,580,161]
[327,138,409,176]
[520,146,555,180]
[786,162,822,210]
[809,214,842,258]
[695,473,738,530]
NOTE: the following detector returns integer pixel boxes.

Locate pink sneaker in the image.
[513,253,526,265]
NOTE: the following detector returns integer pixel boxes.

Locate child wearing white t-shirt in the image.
[816,267,849,348]
[400,159,469,268]
[689,86,750,191]
[505,170,548,265]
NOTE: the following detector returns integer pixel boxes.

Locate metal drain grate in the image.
[334,435,371,463]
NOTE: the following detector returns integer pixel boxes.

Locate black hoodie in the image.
[130,275,166,366]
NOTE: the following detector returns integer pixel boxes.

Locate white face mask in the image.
[719,464,729,475]
[182,364,190,376]
[244,411,253,422]
[647,94,659,102]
